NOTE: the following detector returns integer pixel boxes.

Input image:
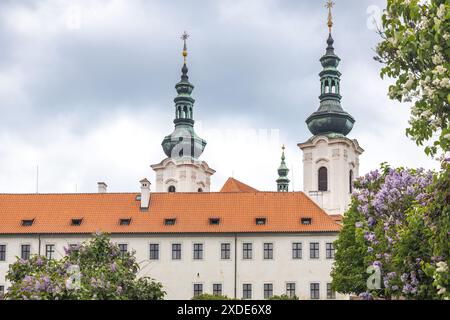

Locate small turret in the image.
[277,145,290,192]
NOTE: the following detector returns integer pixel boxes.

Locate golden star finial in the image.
[325,0,335,34]
[181,31,189,64]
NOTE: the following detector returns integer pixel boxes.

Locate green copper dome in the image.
[162,36,207,160]
[306,34,355,137]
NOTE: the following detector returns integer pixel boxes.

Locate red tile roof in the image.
[0,192,340,234]
[220,178,259,193]
[330,214,343,224]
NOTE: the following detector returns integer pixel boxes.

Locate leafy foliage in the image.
[375,0,450,157]
[5,233,165,300]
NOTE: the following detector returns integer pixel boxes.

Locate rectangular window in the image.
[45,244,55,260]
[119,219,131,226]
[21,245,31,260]
[327,283,336,299]
[326,243,335,259]
[213,283,222,296]
[292,243,302,259]
[71,219,83,226]
[193,243,203,260]
[286,283,296,298]
[118,244,128,257]
[263,243,274,260]
[310,242,320,259]
[242,284,252,300]
[164,219,176,226]
[310,283,320,300]
[0,285,4,295]
[256,218,267,225]
[264,283,273,299]
[221,243,231,260]
[0,245,6,261]
[21,219,34,227]
[209,218,220,225]
[193,283,203,297]
[172,244,182,260]
[149,244,159,260]
[243,243,252,260]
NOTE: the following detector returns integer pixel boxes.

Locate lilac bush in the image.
[5,233,165,300]
[332,163,449,300]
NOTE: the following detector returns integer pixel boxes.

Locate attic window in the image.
[301,218,312,225]
[71,219,83,226]
[21,219,35,227]
[164,219,176,226]
[135,195,141,201]
[209,218,221,225]
[256,218,267,226]
[119,218,131,226]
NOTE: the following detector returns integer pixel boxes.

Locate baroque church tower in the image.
[298,2,364,215]
[151,33,215,193]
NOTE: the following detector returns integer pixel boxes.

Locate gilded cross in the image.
[181,31,189,64]
[325,0,335,33]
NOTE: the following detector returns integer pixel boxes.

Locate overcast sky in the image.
[0,0,440,194]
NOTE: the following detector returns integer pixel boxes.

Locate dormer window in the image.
[164,218,176,226]
[168,186,176,193]
[209,218,220,225]
[256,218,267,226]
[71,219,83,226]
[21,219,35,227]
[301,218,312,225]
[119,218,131,226]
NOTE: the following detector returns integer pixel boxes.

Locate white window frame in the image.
[0,243,7,263]
[148,242,161,261]
[171,242,183,261]
[192,242,205,261]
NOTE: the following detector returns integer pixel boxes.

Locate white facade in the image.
[0,233,344,300]
[298,135,364,215]
[151,158,215,193]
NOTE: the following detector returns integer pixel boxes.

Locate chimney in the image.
[140,178,151,209]
[97,182,108,193]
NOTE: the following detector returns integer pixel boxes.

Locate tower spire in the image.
[181,31,189,81]
[326,0,335,34]
[277,145,290,192]
[161,32,207,160]
[181,31,189,64]
[305,1,355,138]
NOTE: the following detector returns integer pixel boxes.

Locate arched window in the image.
[198,188,203,193]
[318,167,328,191]
[349,170,354,194]
[168,186,176,193]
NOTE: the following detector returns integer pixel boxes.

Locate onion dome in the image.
[162,32,207,159]
[306,2,355,137]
